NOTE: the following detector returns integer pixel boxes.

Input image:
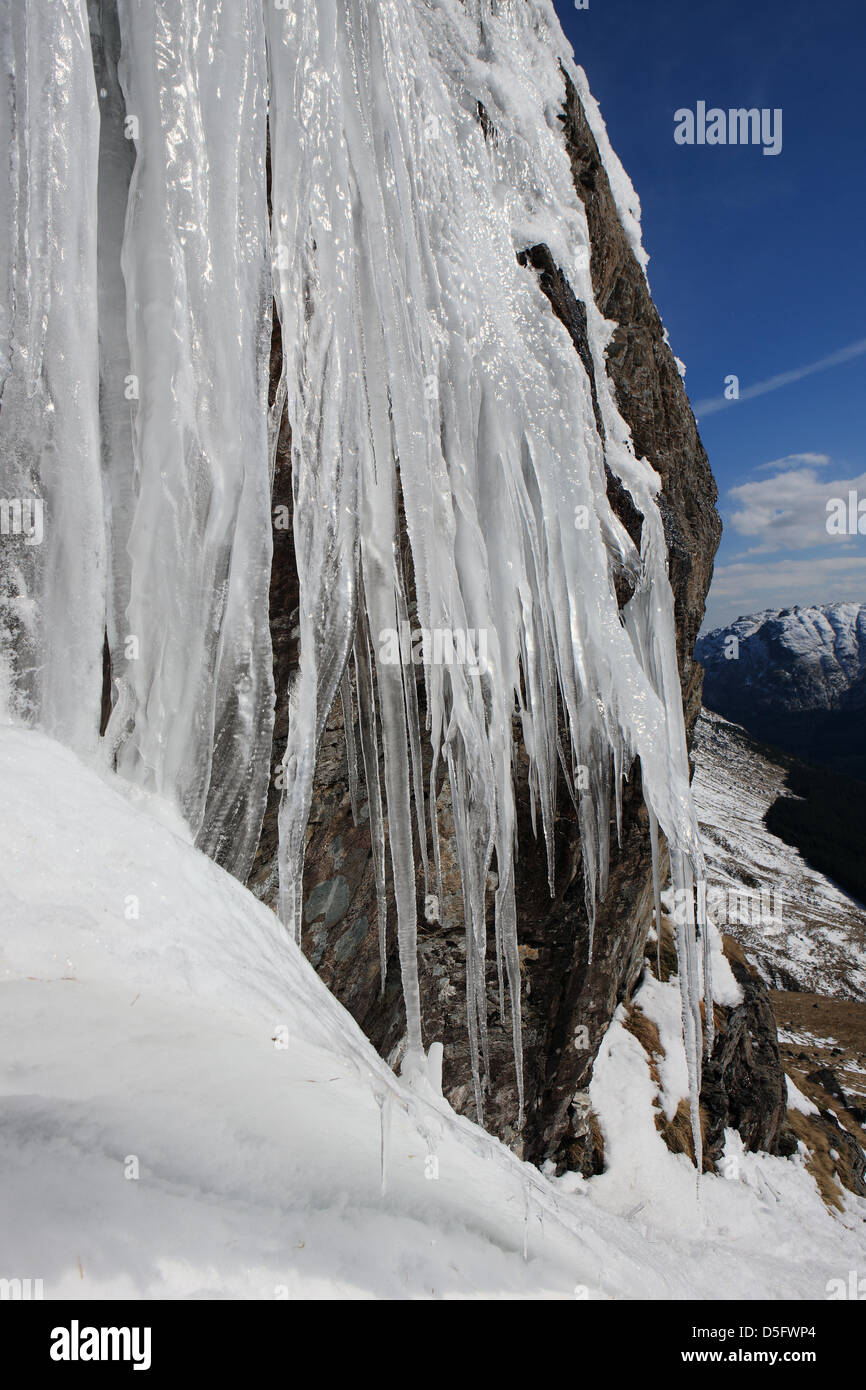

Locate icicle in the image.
[267,0,361,936]
[669,847,704,1173]
[648,805,663,979]
[2,0,717,1161]
[495,856,526,1129]
[105,0,274,880]
[354,615,389,995]
[88,0,136,715]
[374,1089,391,1198]
[365,567,423,1064]
[396,549,431,899]
[0,0,105,751]
[261,0,715,1130]
[428,743,445,916]
[341,667,361,826]
[698,875,715,1055]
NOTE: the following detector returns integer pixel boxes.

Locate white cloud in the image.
[702,554,866,631]
[726,466,866,554]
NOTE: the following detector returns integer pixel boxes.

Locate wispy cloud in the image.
[754,452,830,472]
[693,338,866,417]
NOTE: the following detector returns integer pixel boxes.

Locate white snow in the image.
[786,1076,820,1117]
[1,725,864,1300]
[587,1003,866,1297]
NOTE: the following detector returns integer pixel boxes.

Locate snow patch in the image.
[786,1075,820,1117]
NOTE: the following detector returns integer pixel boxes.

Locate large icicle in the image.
[266,0,362,940]
[0,0,105,749]
[104,0,274,879]
[88,0,136,711]
[266,0,711,1137]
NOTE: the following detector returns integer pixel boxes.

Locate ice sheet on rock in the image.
[267,0,709,1135]
[0,0,105,753]
[105,0,274,880]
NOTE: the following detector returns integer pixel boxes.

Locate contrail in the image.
[693,337,866,417]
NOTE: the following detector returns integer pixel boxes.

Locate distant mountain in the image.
[696,603,866,779]
[693,709,866,999]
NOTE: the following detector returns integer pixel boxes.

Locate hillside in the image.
[693,709,866,999]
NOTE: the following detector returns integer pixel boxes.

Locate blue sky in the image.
[553,0,866,630]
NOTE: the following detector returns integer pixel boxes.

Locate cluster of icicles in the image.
[0,0,712,1162]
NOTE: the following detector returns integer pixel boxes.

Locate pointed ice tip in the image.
[426,1040,444,1097]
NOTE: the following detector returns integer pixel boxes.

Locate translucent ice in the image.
[1,0,712,1159]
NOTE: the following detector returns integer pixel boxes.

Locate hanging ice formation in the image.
[0,0,711,1163]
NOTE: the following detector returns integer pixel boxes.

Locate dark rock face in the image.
[701,944,792,1167]
[250,73,725,1169]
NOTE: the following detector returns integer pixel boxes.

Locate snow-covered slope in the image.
[2,724,864,1299]
[693,709,866,1000]
[697,603,866,716]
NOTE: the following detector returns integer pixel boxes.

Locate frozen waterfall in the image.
[0,0,711,1161]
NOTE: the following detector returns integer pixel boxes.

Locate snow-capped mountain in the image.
[693,708,866,1001]
[697,603,866,716]
[696,603,866,778]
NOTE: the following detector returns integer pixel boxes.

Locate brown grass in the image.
[785,1110,845,1211]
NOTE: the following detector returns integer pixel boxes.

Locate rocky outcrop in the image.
[249,70,723,1170]
[623,927,794,1174]
[773,990,866,1205]
[700,938,792,1167]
